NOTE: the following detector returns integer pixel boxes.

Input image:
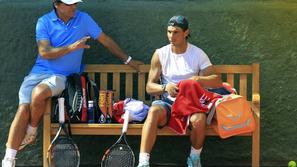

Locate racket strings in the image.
[50,138,80,167]
[103,144,134,167]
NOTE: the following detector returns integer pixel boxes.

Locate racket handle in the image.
[58,97,65,123]
[122,110,130,133]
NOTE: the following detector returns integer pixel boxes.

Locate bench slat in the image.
[113,72,120,101]
[214,65,253,73]
[100,73,107,90]
[240,74,247,98]
[85,65,151,73]
[227,74,234,87]
[50,123,253,136]
[138,73,146,102]
[125,73,133,97]
[88,73,95,80]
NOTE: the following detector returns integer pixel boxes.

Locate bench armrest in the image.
[251,93,260,118]
[252,93,260,105]
[250,102,260,118]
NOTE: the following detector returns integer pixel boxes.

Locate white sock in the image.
[27,125,37,134]
[190,146,202,156]
[4,148,17,159]
[138,152,150,165]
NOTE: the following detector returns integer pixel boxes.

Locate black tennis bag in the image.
[52,73,102,123]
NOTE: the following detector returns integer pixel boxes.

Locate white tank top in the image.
[156,43,212,85]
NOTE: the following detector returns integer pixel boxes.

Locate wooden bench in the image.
[43,63,260,167]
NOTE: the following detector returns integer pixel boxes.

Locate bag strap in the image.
[206,101,218,125]
[206,95,230,125]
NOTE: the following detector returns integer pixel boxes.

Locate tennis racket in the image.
[101,110,135,167]
[47,97,80,167]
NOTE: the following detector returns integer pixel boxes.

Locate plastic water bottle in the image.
[88,101,95,123]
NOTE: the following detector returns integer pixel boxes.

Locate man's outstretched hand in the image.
[69,36,91,51]
[127,59,144,71]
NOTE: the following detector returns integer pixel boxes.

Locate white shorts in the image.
[18,73,66,105]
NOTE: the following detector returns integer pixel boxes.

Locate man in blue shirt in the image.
[2,0,143,166]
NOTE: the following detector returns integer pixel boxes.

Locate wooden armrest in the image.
[252,93,260,105]
[250,102,260,118]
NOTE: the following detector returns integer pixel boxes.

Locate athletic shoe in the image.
[2,157,16,167]
[137,165,149,167]
[18,131,37,150]
[137,162,149,167]
[187,154,201,167]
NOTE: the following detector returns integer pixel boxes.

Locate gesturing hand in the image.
[69,36,91,51]
[127,60,144,71]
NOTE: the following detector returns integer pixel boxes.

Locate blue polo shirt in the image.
[30,10,102,76]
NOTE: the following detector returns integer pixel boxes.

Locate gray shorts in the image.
[18,73,66,105]
[151,98,173,128]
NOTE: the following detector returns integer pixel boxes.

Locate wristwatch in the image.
[124,56,132,64]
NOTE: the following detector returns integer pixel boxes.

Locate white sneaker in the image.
[137,163,149,167]
[2,157,16,167]
[18,131,37,150]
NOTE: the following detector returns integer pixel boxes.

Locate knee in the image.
[190,113,206,128]
[145,106,166,125]
[31,84,51,102]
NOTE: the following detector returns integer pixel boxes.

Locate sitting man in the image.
[2,0,143,166]
[137,15,222,167]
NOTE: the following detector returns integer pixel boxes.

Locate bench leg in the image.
[252,117,260,167]
[43,99,51,167]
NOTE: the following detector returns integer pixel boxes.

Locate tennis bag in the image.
[207,94,255,139]
[63,73,86,123]
[53,73,102,123]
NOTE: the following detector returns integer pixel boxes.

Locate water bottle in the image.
[88,100,95,123]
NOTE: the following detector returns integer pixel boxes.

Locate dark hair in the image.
[52,0,62,10]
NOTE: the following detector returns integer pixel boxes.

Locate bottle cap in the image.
[88,100,94,107]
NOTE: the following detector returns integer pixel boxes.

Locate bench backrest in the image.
[85,63,260,105]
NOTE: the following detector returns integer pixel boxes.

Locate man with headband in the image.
[137,15,222,167]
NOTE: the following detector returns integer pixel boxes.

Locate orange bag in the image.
[207,94,255,139]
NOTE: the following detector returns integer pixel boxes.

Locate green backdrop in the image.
[0,0,297,166]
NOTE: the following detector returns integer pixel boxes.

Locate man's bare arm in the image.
[38,36,90,59]
[190,66,222,88]
[97,33,144,71]
[146,51,165,96]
